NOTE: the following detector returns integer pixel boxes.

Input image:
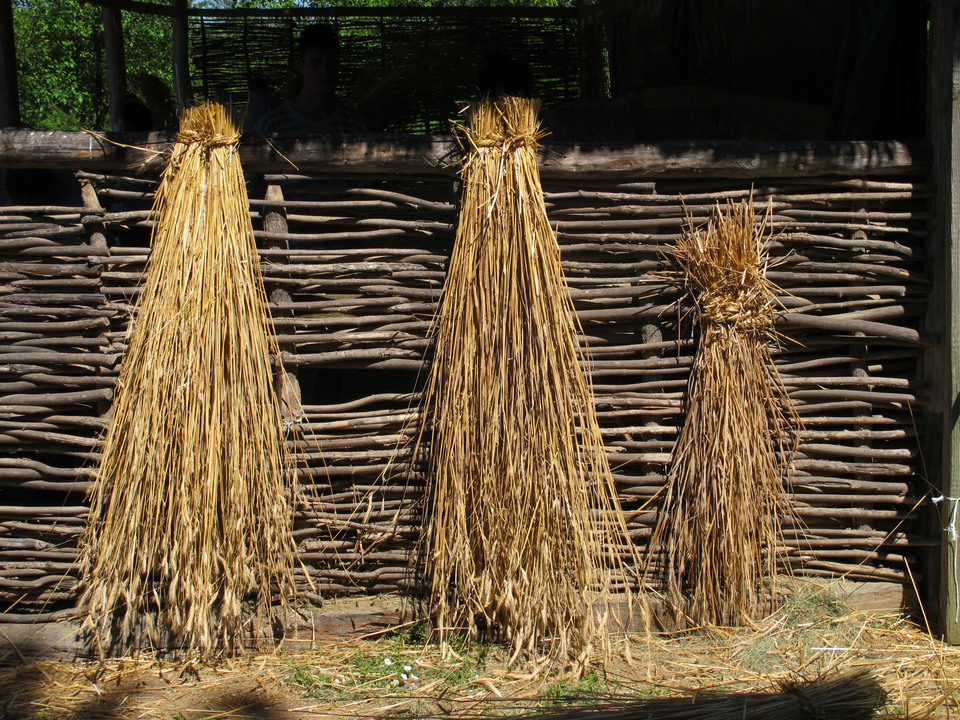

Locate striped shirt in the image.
[255,99,367,136]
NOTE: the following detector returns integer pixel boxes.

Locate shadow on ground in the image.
[526,670,886,720]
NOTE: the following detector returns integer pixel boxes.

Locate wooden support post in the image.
[926,0,960,644]
[576,0,605,100]
[102,1,126,129]
[262,184,302,424]
[79,176,115,421]
[172,0,192,111]
[0,0,20,127]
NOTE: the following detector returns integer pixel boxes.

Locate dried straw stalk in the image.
[648,199,798,627]
[419,97,637,668]
[79,103,296,656]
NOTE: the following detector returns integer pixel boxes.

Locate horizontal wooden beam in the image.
[79,0,177,17]
[0,129,929,179]
[75,0,577,20]
[188,5,577,19]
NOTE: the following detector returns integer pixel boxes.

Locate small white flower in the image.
[415,659,423,666]
[410,674,419,681]
[401,673,408,680]
[391,679,400,686]
[383,658,393,666]
[334,678,342,685]
[403,665,412,672]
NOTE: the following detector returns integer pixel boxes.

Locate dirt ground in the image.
[1,584,958,720]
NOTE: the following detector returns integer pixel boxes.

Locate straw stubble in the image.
[420,97,637,669]
[79,103,296,655]
[649,199,798,626]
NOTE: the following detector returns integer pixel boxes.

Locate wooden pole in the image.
[171,0,192,110]
[0,0,20,127]
[261,184,303,423]
[576,0,604,99]
[0,132,927,179]
[926,0,960,645]
[102,1,127,129]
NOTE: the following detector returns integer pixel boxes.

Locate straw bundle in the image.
[419,97,636,668]
[79,103,296,655]
[648,199,797,626]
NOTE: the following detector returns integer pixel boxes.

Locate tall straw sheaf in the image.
[79,103,297,655]
[418,97,638,669]
[649,199,798,626]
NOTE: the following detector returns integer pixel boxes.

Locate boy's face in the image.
[298,47,337,99]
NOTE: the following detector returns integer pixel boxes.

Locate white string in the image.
[932,495,960,623]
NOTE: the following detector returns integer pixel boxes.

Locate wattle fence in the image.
[0,135,933,622]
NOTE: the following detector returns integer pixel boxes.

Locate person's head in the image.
[476,48,534,99]
[133,74,177,130]
[296,23,341,101]
[117,93,153,131]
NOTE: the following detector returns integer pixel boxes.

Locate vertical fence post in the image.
[576,0,605,100]
[79,177,115,423]
[102,0,126,129]
[172,0,192,111]
[927,0,960,644]
[262,184,302,424]
[0,0,20,128]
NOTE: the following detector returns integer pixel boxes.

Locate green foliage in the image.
[13,0,107,129]
[123,14,175,102]
[12,0,174,130]
[193,0,299,10]
[12,0,574,129]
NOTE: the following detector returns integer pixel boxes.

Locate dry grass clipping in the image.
[418,97,637,669]
[648,199,797,627]
[78,103,296,656]
[3,599,959,718]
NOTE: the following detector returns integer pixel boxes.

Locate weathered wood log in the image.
[0,351,117,366]
[776,313,930,345]
[0,131,927,178]
[0,388,112,407]
[0,608,78,622]
[0,505,89,517]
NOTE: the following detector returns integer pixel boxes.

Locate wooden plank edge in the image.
[0,130,929,179]
[0,580,922,662]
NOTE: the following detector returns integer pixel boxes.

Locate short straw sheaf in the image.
[79,103,296,656]
[420,97,637,669]
[649,199,798,627]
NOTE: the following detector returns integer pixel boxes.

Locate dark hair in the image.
[117,93,153,131]
[297,23,340,65]
[476,49,534,99]
[248,75,272,94]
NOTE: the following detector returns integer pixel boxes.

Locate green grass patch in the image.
[542,671,605,706]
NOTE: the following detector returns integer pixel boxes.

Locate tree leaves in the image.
[13,0,172,130]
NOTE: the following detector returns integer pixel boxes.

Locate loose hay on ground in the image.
[2,593,958,719]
